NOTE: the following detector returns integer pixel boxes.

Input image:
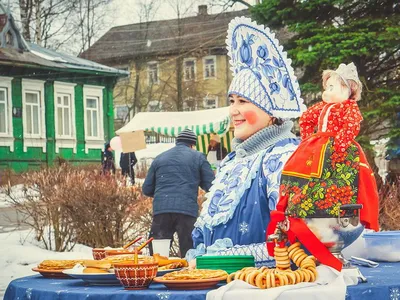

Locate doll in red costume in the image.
[280,62,379,230]
[267,63,379,271]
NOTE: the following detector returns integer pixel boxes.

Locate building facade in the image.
[0,4,128,172]
[80,6,250,130]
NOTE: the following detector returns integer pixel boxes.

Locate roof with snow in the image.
[0,3,128,77]
[79,7,250,65]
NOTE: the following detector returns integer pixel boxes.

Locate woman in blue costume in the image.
[186,17,306,266]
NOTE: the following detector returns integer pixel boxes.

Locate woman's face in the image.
[229,94,273,140]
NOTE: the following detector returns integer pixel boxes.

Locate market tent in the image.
[116,106,231,136]
[116,107,234,153]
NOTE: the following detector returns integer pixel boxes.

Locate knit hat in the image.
[176,129,197,145]
[210,134,221,143]
[226,17,306,118]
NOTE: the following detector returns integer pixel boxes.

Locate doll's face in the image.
[229,94,272,140]
[322,76,350,104]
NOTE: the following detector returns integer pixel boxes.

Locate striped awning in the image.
[116,107,231,137]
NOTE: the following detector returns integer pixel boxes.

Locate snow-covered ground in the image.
[0,229,92,295]
[0,184,28,208]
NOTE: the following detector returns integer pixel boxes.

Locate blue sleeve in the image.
[199,155,215,192]
[142,162,156,197]
[185,227,206,262]
[192,227,204,248]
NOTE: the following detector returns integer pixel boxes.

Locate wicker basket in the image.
[92,248,107,260]
[114,262,158,289]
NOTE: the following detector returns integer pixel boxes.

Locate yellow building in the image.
[80,6,249,131]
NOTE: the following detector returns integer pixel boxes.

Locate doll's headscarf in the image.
[226,17,306,118]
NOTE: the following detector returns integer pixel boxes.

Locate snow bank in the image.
[0,229,92,294]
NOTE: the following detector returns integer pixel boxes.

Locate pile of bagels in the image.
[226,242,317,289]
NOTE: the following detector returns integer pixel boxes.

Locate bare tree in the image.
[11,0,110,53]
[166,0,201,111]
[207,0,253,11]
[73,0,112,54]
[112,0,163,126]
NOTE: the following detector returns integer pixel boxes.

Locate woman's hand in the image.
[188,259,196,269]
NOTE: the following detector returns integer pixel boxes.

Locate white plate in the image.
[62,269,120,285]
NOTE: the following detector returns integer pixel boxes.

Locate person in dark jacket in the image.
[207,134,228,170]
[142,129,215,258]
[120,152,138,185]
[101,142,115,175]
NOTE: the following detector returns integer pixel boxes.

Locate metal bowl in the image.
[304,216,364,254]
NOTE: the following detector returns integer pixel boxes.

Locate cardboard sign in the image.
[120,130,146,153]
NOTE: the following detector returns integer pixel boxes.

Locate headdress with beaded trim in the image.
[226,17,306,119]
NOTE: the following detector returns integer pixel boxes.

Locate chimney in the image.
[198,5,208,16]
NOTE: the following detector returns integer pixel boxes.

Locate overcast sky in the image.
[107,0,255,27]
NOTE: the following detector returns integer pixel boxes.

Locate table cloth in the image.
[4,263,400,300]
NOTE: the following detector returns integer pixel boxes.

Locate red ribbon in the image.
[267,196,343,271]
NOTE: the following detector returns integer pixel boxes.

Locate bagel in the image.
[247,270,261,285]
[304,268,316,282]
[274,246,288,253]
[227,272,236,283]
[256,272,267,289]
[287,242,301,253]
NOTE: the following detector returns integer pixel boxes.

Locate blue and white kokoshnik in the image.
[226,17,306,118]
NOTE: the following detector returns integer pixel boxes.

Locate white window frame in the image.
[147,100,162,112]
[203,55,217,79]
[54,81,77,153]
[114,104,130,121]
[0,76,14,152]
[203,95,218,109]
[147,61,159,85]
[183,58,196,81]
[21,79,46,152]
[83,85,104,154]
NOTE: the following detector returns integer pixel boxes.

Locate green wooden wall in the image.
[0,77,116,173]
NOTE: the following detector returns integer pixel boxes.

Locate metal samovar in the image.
[268,204,367,282]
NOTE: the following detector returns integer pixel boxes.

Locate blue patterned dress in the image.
[187,121,300,265]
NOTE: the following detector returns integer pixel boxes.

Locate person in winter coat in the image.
[101,142,115,175]
[120,152,138,185]
[207,134,228,170]
[142,129,215,258]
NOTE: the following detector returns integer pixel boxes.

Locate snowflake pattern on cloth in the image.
[239,222,249,234]
[25,288,33,299]
[157,292,171,299]
[390,287,400,300]
[299,99,363,152]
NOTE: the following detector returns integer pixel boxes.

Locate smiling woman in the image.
[229,95,273,140]
[185,17,306,267]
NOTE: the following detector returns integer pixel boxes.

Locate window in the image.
[83,85,104,153]
[203,56,216,79]
[86,97,99,137]
[0,77,13,152]
[148,62,159,85]
[0,88,8,134]
[54,82,76,153]
[22,79,46,152]
[25,92,40,135]
[203,96,218,109]
[56,93,73,136]
[184,59,196,81]
[114,105,129,121]
[148,100,161,112]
